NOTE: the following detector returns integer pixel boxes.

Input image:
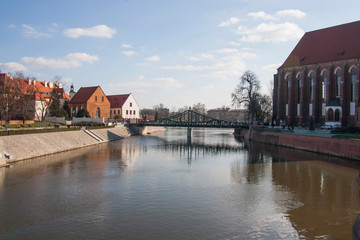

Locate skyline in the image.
[1,0,360,110]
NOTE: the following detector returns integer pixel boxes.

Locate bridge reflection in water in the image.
[0,129,359,239]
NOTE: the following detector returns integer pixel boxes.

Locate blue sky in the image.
[1,0,360,110]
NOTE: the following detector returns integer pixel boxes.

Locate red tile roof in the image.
[69,86,99,104]
[106,94,130,108]
[0,73,69,100]
[280,21,360,69]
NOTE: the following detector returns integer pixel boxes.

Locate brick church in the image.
[273,21,360,127]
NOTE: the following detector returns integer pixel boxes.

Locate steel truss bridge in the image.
[139,109,248,129]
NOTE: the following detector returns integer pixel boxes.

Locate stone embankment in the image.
[235,128,360,160]
[0,125,166,165]
[0,126,131,164]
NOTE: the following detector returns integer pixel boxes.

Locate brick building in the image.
[273,21,360,127]
[68,86,110,119]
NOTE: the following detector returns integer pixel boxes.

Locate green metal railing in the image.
[139,109,248,129]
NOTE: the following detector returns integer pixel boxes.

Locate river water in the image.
[0,128,359,240]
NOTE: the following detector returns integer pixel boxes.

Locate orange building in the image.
[68,86,110,119]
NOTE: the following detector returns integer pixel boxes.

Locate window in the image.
[286,78,290,103]
[102,96,104,102]
[130,110,132,115]
[336,69,341,97]
[309,72,314,102]
[322,70,327,102]
[351,68,356,102]
[95,96,97,102]
[328,109,334,121]
[297,74,301,104]
[130,102,132,107]
[96,108,100,118]
[335,109,340,121]
[126,110,128,115]
[118,110,120,114]
[134,110,136,115]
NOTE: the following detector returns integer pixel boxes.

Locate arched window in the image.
[297,73,301,103]
[328,109,334,121]
[309,72,314,102]
[335,109,340,121]
[336,69,342,97]
[351,67,357,102]
[322,70,327,102]
[286,79,290,103]
[96,107,100,118]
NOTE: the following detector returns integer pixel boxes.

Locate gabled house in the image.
[273,21,360,127]
[0,73,69,121]
[68,86,110,119]
[107,93,140,120]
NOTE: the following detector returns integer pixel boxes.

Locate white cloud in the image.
[161,65,210,71]
[218,17,240,27]
[113,77,182,91]
[0,62,28,73]
[263,63,281,72]
[22,24,51,38]
[145,55,160,62]
[21,53,99,69]
[121,44,132,48]
[248,11,275,20]
[122,51,136,56]
[8,24,15,29]
[150,77,182,89]
[63,25,116,38]
[138,75,145,80]
[239,22,304,42]
[276,10,306,18]
[213,48,239,54]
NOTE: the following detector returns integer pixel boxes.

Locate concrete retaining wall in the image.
[0,139,5,166]
[139,126,166,135]
[252,129,360,160]
[1,126,130,163]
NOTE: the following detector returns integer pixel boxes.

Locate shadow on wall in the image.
[107,131,124,141]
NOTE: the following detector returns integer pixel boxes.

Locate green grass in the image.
[331,133,360,139]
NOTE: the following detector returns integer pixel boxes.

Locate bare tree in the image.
[232,70,262,140]
[192,103,207,115]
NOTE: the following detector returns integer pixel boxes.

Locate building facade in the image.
[68,86,110,119]
[273,21,360,127]
[207,108,248,122]
[0,73,69,121]
[107,93,140,120]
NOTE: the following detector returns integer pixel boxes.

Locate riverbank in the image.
[241,128,360,160]
[0,125,166,165]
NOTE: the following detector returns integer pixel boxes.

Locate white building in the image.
[107,93,140,120]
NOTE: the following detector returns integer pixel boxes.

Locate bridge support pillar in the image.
[187,127,193,138]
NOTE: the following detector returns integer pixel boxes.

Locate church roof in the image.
[280,21,360,69]
[69,86,98,104]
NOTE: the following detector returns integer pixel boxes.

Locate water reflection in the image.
[0,128,359,239]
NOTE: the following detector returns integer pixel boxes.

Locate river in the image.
[0,128,359,239]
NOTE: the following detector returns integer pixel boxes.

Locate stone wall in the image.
[1,126,130,163]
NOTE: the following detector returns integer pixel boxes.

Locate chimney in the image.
[28,79,32,85]
[59,83,62,88]
[49,82,53,88]
[44,81,48,88]
[33,80,36,86]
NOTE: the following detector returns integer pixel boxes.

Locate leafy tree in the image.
[76,108,90,118]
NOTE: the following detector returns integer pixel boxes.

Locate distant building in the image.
[68,86,110,119]
[107,93,140,120]
[0,73,69,121]
[207,108,248,122]
[274,21,360,127]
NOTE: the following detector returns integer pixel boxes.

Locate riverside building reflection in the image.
[0,128,359,239]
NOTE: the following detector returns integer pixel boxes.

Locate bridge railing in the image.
[139,109,248,128]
